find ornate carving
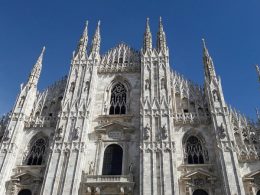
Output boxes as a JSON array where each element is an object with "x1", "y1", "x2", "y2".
[{"x1": 98, "y1": 43, "x2": 141, "y2": 73}]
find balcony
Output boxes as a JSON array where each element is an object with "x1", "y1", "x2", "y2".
[
  {"x1": 80, "y1": 173, "x2": 135, "y2": 194},
  {"x1": 25, "y1": 116, "x2": 58, "y2": 128},
  {"x1": 173, "y1": 112, "x2": 211, "y2": 125}
]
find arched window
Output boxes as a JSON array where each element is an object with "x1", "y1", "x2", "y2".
[
  {"x1": 102, "y1": 144, "x2": 123, "y2": 175},
  {"x1": 193, "y1": 189, "x2": 208, "y2": 195},
  {"x1": 185, "y1": 136, "x2": 208, "y2": 164},
  {"x1": 109, "y1": 83, "x2": 127, "y2": 115},
  {"x1": 26, "y1": 138, "x2": 47, "y2": 165},
  {"x1": 18, "y1": 189, "x2": 32, "y2": 195}
]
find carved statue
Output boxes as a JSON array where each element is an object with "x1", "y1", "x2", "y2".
[
  {"x1": 213, "y1": 90, "x2": 219, "y2": 102},
  {"x1": 144, "y1": 123, "x2": 151, "y2": 140},
  {"x1": 128, "y1": 162, "x2": 134, "y2": 174},
  {"x1": 161, "y1": 78, "x2": 165, "y2": 90},
  {"x1": 2, "y1": 129, "x2": 10, "y2": 141},
  {"x1": 145, "y1": 79, "x2": 150, "y2": 90},
  {"x1": 72, "y1": 127, "x2": 79, "y2": 140},
  {"x1": 69, "y1": 82, "x2": 75, "y2": 92},
  {"x1": 84, "y1": 81, "x2": 89, "y2": 92},
  {"x1": 161, "y1": 124, "x2": 168, "y2": 139},
  {"x1": 88, "y1": 161, "x2": 94, "y2": 175},
  {"x1": 19, "y1": 96, "x2": 25, "y2": 107},
  {"x1": 218, "y1": 123, "x2": 226, "y2": 139}
]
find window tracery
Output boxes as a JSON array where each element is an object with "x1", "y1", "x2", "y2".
[
  {"x1": 184, "y1": 136, "x2": 208, "y2": 164},
  {"x1": 26, "y1": 138, "x2": 47, "y2": 165},
  {"x1": 109, "y1": 83, "x2": 127, "y2": 115}
]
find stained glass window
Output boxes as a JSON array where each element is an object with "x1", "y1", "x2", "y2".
[
  {"x1": 26, "y1": 138, "x2": 46, "y2": 165},
  {"x1": 185, "y1": 136, "x2": 208, "y2": 164},
  {"x1": 109, "y1": 83, "x2": 127, "y2": 115}
]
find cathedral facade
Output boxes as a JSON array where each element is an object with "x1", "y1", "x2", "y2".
[{"x1": 0, "y1": 18, "x2": 260, "y2": 195}]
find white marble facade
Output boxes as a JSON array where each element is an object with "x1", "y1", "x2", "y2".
[{"x1": 0, "y1": 18, "x2": 260, "y2": 195}]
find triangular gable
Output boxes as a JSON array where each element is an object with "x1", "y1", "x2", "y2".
[
  {"x1": 181, "y1": 169, "x2": 216, "y2": 181},
  {"x1": 11, "y1": 170, "x2": 41, "y2": 181},
  {"x1": 243, "y1": 170, "x2": 260, "y2": 181},
  {"x1": 95, "y1": 122, "x2": 134, "y2": 132}
]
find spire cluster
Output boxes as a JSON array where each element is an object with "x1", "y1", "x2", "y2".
[
  {"x1": 74, "y1": 20, "x2": 101, "y2": 58},
  {"x1": 143, "y1": 17, "x2": 168, "y2": 53}
]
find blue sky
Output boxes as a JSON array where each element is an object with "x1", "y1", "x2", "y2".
[{"x1": 0, "y1": 0, "x2": 259, "y2": 119}]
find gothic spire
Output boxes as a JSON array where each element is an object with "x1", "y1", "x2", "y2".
[
  {"x1": 27, "y1": 47, "x2": 45, "y2": 87},
  {"x1": 202, "y1": 39, "x2": 216, "y2": 80},
  {"x1": 75, "y1": 21, "x2": 88, "y2": 56},
  {"x1": 256, "y1": 64, "x2": 260, "y2": 82},
  {"x1": 156, "y1": 17, "x2": 167, "y2": 53},
  {"x1": 143, "y1": 18, "x2": 152, "y2": 52},
  {"x1": 256, "y1": 107, "x2": 260, "y2": 122},
  {"x1": 90, "y1": 20, "x2": 101, "y2": 55}
]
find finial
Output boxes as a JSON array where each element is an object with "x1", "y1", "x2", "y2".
[
  {"x1": 256, "y1": 107, "x2": 260, "y2": 121},
  {"x1": 146, "y1": 17, "x2": 150, "y2": 27},
  {"x1": 256, "y1": 64, "x2": 260, "y2": 81},
  {"x1": 202, "y1": 38, "x2": 210, "y2": 56},
  {"x1": 144, "y1": 17, "x2": 152, "y2": 52},
  {"x1": 98, "y1": 20, "x2": 101, "y2": 26},
  {"x1": 37, "y1": 46, "x2": 46, "y2": 64},
  {"x1": 202, "y1": 38, "x2": 206, "y2": 48},
  {"x1": 159, "y1": 16, "x2": 163, "y2": 30},
  {"x1": 42, "y1": 46, "x2": 46, "y2": 54}
]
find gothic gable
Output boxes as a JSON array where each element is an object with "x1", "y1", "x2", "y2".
[{"x1": 98, "y1": 43, "x2": 141, "y2": 73}]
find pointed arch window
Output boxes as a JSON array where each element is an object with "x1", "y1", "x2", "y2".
[
  {"x1": 185, "y1": 136, "x2": 208, "y2": 164},
  {"x1": 193, "y1": 189, "x2": 208, "y2": 195},
  {"x1": 109, "y1": 83, "x2": 127, "y2": 115},
  {"x1": 18, "y1": 189, "x2": 32, "y2": 195},
  {"x1": 26, "y1": 138, "x2": 47, "y2": 165}
]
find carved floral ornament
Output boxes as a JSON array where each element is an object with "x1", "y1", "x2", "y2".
[{"x1": 140, "y1": 141, "x2": 175, "y2": 153}]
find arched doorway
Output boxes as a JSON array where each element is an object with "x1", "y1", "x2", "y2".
[
  {"x1": 257, "y1": 190, "x2": 260, "y2": 195},
  {"x1": 18, "y1": 189, "x2": 32, "y2": 195},
  {"x1": 102, "y1": 144, "x2": 123, "y2": 175},
  {"x1": 193, "y1": 189, "x2": 208, "y2": 195}
]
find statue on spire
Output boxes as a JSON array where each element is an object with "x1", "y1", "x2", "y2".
[
  {"x1": 90, "y1": 21, "x2": 101, "y2": 55},
  {"x1": 27, "y1": 47, "x2": 45, "y2": 87},
  {"x1": 256, "y1": 64, "x2": 260, "y2": 82},
  {"x1": 75, "y1": 21, "x2": 88, "y2": 56},
  {"x1": 156, "y1": 17, "x2": 167, "y2": 53},
  {"x1": 202, "y1": 39, "x2": 217, "y2": 81},
  {"x1": 143, "y1": 18, "x2": 152, "y2": 52}
]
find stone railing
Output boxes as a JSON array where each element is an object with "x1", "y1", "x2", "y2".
[
  {"x1": 80, "y1": 173, "x2": 135, "y2": 194},
  {"x1": 173, "y1": 112, "x2": 211, "y2": 125},
  {"x1": 82, "y1": 174, "x2": 133, "y2": 183},
  {"x1": 25, "y1": 116, "x2": 58, "y2": 128}
]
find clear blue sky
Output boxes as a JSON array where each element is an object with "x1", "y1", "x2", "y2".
[{"x1": 0, "y1": 0, "x2": 259, "y2": 119}]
